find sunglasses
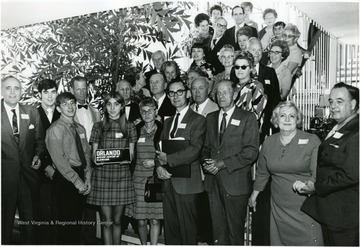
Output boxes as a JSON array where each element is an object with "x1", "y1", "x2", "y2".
[{"x1": 234, "y1": 65, "x2": 250, "y2": 70}]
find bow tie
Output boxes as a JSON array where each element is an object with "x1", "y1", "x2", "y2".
[{"x1": 78, "y1": 104, "x2": 88, "y2": 109}]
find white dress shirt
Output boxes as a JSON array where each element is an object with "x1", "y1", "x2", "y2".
[
  {"x1": 4, "y1": 102, "x2": 20, "y2": 132},
  {"x1": 218, "y1": 105, "x2": 236, "y2": 131},
  {"x1": 169, "y1": 105, "x2": 189, "y2": 139}
]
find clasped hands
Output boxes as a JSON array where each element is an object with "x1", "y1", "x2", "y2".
[
  {"x1": 292, "y1": 180, "x2": 316, "y2": 196},
  {"x1": 155, "y1": 151, "x2": 172, "y2": 180},
  {"x1": 78, "y1": 179, "x2": 91, "y2": 195},
  {"x1": 202, "y1": 158, "x2": 225, "y2": 175}
]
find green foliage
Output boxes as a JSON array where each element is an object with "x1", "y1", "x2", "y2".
[{"x1": 1, "y1": 2, "x2": 195, "y2": 104}]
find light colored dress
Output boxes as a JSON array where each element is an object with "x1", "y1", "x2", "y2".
[{"x1": 254, "y1": 130, "x2": 324, "y2": 246}]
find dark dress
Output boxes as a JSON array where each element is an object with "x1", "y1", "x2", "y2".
[
  {"x1": 254, "y1": 130, "x2": 324, "y2": 245},
  {"x1": 87, "y1": 116, "x2": 137, "y2": 206},
  {"x1": 133, "y1": 126, "x2": 163, "y2": 220}
]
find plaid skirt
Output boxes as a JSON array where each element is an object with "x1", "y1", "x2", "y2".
[{"x1": 87, "y1": 163, "x2": 135, "y2": 206}]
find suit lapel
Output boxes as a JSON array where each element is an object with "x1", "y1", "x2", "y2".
[
  {"x1": 1, "y1": 101, "x2": 14, "y2": 137},
  {"x1": 19, "y1": 104, "x2": 29, "y2": 149},
  {"x1": 220, "y1": 108, "x2": 240, "y2": 148},
  {"x1": 175, "y1": 108, "x2": 192, "y2": 137}
]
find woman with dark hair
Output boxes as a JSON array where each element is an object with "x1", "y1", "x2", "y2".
[
  {"x1": 193, "y1": 13, "x2": 213, "y2": 44},
  {"x1": 188, "y1": 42, "x2": 215, "y2": 81},
  {"x1": 268, "y1": 39, "x2": 292, "y2": 100},
  {"x1": 230, "y1": 51, "x2": 267, "y2": 125},
  {"x1": 249, "y1": 101, "x2": 323, "y2": 246},
  {"x1": 87, "y1": 91, "x2": 137, "y2": 245},
  {"x1": 132, "y1": 97, "x2": 163, "y2": 245},
  {"x1": 160, "y1": 60, "x2": 181, "y2": 83}
]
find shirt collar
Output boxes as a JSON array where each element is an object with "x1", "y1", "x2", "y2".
[
  {"x1": 220, "y1": 105, "x2": 235, "y2": 116},
  {"x1": 3, "y1": 101, "x2": 19, "y2": 112},
  {"x1": 177, "y1": 105, "x2": 189, "y2": 116}
]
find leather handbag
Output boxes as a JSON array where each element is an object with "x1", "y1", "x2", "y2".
[{"x1": 144, "y1": 173, "x2": 163, "y2": 203}]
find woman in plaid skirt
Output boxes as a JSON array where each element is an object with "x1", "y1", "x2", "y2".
[{"x1": 87, "y1": 91, "x2": 137, "y2": 245}]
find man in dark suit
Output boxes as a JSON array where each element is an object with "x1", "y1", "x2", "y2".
[
  {"x1": 156, "y1": 79, "x2": 206, "y2": 245},
  {"x1": 201, "y1": 79, "x2": 259, "y2": 245},
  {"x1": 1, "y1": 76, "x2": 45, "y2": 244},
  {"x1": 117, "y1": 79, "x2": 142, "y2": 126},
  {"x1": 224, "y1": 5, "x2": 257, "y2": 49},
  {"x1": 246, "y1": 37, "x2": 280, "y2": 246},
  {"x1": 300, "y1": 82, "x2": 359, "y2": 246},
  {"x1": 144, "y1": 50, "x2": 166, "y2": 90},
  {"x1": 206, "y1": 16, "x2": 229, "y2": 75},
  {"x1": 36, "y1": 79, "x2": 61, "y2": 244},
  {"x1": 69, "y1": 75, "x2": 100, "y2": 244},
  {"x1": 149, "y1": 73, "x2": 176, "y2": 121}
]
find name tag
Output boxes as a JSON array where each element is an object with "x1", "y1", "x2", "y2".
[
  {"x1": 231, "y1": 119, "x2": 240, "y2": 126},
  {"x1": 138, "y1": 137, "x2": 146, "y2": 143},
  {"x1": 265, "y1": 80, "x2": 271, "y2": 85},
  {"x1": 298, "y1": 139, "x2": 309, "y2": 144},
  {"x1": 115, "y1": 133, "x2": 123, "y2": 138},
  {"x1": 79, "y1": 133, "x2": 85, "y2": 139},
  {"x1": 21, "y1": 114, "x2": 29, "y2": 119},
  {"x1": 178, "y1": 123, "x2": 187, "y2": 129},
  {"x1": 333, "y1": 132, "x2": 343, "y2": 139}
]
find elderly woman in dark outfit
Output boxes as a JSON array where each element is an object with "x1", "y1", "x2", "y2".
[
  {"x1": 188, "y1": 43, "x2": 215, "y2": 82},
  {"x1": 249, "y1": 101, "x2": 324, "y2": 246}
]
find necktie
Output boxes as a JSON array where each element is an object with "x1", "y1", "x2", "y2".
[
  {"x1": 325, "y1": 125, "x2": 338, "y2": 140},
  {"x1": 71, "y1": 124, "x2": 87, "y2": 179},
  {"x1": 219, "y1": 112, "x2": 227, "y2": 144},
  {"x1": 46, "y1": 108, "x2": 53, "y2": 123},
  {"x1": 170, "y1": 113, "x2": 180, "y2": 138},
  {"x1": 78, "y1": 104, "x2": 88, "y2": 109},
  {"x1": 11, "y1": 109, "x2": 19, "y2": 145},
  {"x1": 196, "y1": 104, "x2": 199, "y2": 112},
  {"x1": 212, "y1": 39, "x2": 217, "y2": 49}
]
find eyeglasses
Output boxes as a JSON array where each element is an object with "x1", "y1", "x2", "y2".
[
  {"x1": 282, "y1": 34, "x2": 296, "y2": 39},
  {"x1": 221, "y1": 55, "x2": 234, "y2": 59},
  {"x1": 269, "y1": 50, "x2": 282, "y2": 55},
  {"x1": 140, "y1": 108, "x2": 156, "y2": 115},
  {"x1": 168, "y1": 89, "x2": 186, "y2": 97},
  {"x1": 216, "y1": 23, "x2": 227, "y2": 29},
  {"x1": 234, "y1": 65, "x2": 250, "y2": 70}
]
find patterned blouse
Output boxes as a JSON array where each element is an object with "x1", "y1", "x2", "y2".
[{"x1": 235, "y1": 79, "x2": 268, "y2": 129}]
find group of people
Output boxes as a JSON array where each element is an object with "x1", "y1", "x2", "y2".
[{"x1": 1, "y1": 2, "x2": 359, "y2": 246}]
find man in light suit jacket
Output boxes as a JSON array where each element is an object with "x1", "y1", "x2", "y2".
[
  {"x1": 36, "y1": 79, "x2": 61, "y2": 244},
  {"x1": 1, "y1": 76, "x2": 45, "y2": 244},
  {"x1": 190, "y1": 77, "x2": 219, "y2": 117},
  {"x1": 190, "y1": 76, "x2": 219, "y2": 244},
  {"x1": 299, "y1": 83, "x2": 359, "y2": 246},
  {"x1": 156, "y1": 79, "x2": 206, "y2": 245},
  {"x1": 224, "y1": 6, "x2": 258, "y2": 49},
  {"x1": 69, "y1": 75, "x2": 100, "y2": 244},
  {"x1": 202, "y1": 80, "x2": 259, "y2": 245}
]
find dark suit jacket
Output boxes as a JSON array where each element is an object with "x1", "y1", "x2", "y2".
[
  {"x1": 202, "y1": 107, "x2": 259, "y2": 195},
  {"x1": 157, "y1": 96, "x2": 176, "y2": 121},
  {"x1": 37, "y1": 105, "x2": 61, "y2": 180},
  {"x1": 1, "y1": 100, "x2": 45, "y2": 195},
  {"x1": 121, "y1": 101, "x2": 141, "y2": 124},
  {"x1": 224, "y1": 24, "x2": 258, "y2": 49},
  {"x1": 205, "y1": 35, "x2": 229, "y2": 75},
  {"x1": 258, "y1": 63, "x2": 281, "y2": 142},
  {"x1": 160, "y1": 108, "x2": 205, "y2": 194},
  {"x1": 301, "y1": 115, "x2": 359, "y2": 229}
]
